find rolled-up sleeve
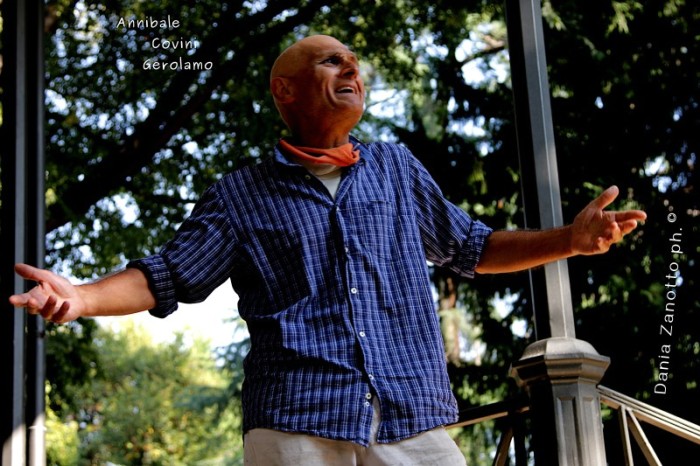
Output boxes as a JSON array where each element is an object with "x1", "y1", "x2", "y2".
[
  {"x1": 408, "y1": 152, "x2": 493, "y2": 278},
  {"x1": 448, "y1": 213, "x2": 493, "y2": 278},
  {"x1": 127, "y1": 254, "x2": 178, "y2": 318}
]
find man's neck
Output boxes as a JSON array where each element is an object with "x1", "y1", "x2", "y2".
[{"x1": 288, "y1": 127, "x2": 352, "y2": 149}]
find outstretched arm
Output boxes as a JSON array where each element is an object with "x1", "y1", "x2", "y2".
[
  {"x1": 475, "y1": 185, "x2": 647, "y2": 274},
  {"x1": 8, "y1": 264, "x2": 156, "y2": 324}
]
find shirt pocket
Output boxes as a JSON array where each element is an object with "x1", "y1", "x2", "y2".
[
  {"x1": 345, "y1": 199, "x2": 396, "y2": 261},
  {"x1": 246, "y1": 227, "x2": 312, "y2": 308}
]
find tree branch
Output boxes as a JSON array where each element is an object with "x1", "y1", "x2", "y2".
[{"x1": 47, "y1": 0, "x2": 327, "y2": 232}]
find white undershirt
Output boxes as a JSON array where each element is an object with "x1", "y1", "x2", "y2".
[{"x1": 294, "y1": 158, "x2": 344, "y2": 199}]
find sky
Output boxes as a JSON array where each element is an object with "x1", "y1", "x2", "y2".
[{"x1": 97, "y1": 281, "x2": 242, "y2": 351}]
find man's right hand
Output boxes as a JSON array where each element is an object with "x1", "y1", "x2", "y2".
[{"x1": 9, "y1": 263, "x2": 87, "y2": 323}]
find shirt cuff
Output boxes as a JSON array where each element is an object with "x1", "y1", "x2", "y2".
[
  {"x1": 456, "y1": 220, "x2": 494, "y2": 278},
  {"x1": 127, "y1": 255, "x2": 179, "y2": 318}
]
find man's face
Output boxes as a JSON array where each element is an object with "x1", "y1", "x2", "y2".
[
  {"x1": 295, "y1": 36, "x2": 365, "y2": 116},
  {"x1": 272, "y1": 36, "x2": 366, "y2": 134}
]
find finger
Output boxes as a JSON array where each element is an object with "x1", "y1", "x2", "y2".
[
  {"x1": 22, "y1": 296, "x2": 44, "y2": 315},
  {"x1": 39, "y1": 295, "x2": 58, "y2": 320},
  {"x1": 612, "y1": 209, "x2": 647, "y2": 222},
  {"x1": 8, "y1": 294, "x2": 29, "y2": 308},
  {"x1": 618, "y1": 219, "x2": 640, "y2": 235},
  {"x1": 14, "y1": 263, "x2": 50, "y2": 283},
  {"x1": 51, "y1": 300, "x2": 71, "y2": 323},
  {"x1": 589, "y1": 185, "x2": 620, "y2": 211}
]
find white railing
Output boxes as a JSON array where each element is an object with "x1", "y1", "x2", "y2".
[
  {"x1": 447, "y1": 386, "x2": 700, "y2": 466},
  {"x1": 599, "y1": 385, "x2": 700, "y2": 465}
]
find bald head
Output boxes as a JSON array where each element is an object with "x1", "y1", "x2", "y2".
[
  {"x1": 270, "y1": 35, "x2": 351, "y2": 81},
  {"x1": 269, "y1": 35, "x2": 365, "y2": 145}
]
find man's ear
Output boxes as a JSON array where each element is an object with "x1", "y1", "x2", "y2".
[{"x1": 271, "y1": 77, "x2": 295, "y2": 104}]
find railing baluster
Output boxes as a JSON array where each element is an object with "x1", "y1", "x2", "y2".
[
  {"x1": 618, "y1": 405, "x2": 635, "y2": 466},
  {"x1": 627, "y1": 412, "x2": 663, "y2": 466},
  {"x1": 512, "y1": 410, "x2": 528, "y2": 466},
  {"x1": 493, "y1": 425, "x2": 514, "y2": 466}
]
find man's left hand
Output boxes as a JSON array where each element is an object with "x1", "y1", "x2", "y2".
[{"x1": 570, "y1": 185, "x2": 647, "y2": 255}]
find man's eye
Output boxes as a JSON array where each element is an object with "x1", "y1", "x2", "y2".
[{"x1": 322, "y1": 56, "x2": 341, "y2": 65}]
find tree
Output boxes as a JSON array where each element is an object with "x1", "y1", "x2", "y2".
[
  {"x1": 60, "y1": 321, "x2": 242, "y2": 466},
  {"x1": 542, "y1": 1, "x2": 699, "y2": 461},
  {"x1": 9, "y1": 0, "x2": 697, "y2": 462}
]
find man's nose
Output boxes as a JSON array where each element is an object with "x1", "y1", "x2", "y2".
[{"x1": 341, "y1": 62, "x2": 359, "y2": 78}]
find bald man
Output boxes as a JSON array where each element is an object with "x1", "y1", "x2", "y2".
[{"x1": 10, "y1": 35, "x2": 646, "y2": 465}]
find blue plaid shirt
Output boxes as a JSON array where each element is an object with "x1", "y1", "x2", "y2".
[{"x1": 129, "y1": 138, "x2": 493, "y2": 445}]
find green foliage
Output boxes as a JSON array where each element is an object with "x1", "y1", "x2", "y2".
[
  {"x1": 36, "y1": 0, "x2": 699, "y2": 463},
  {"x1": 45, "y1": 394, "x2": 81, "y2": 466},
  {"x1": 45, "y1": 318, "x2": 102, "y2": 415},
  {"x1": 61, "y1": 322, "x2": 242, "y2": 465}
]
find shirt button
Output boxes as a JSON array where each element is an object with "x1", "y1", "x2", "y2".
[
  {"x1": 368, "y1": 374, "x2": 375, "y2": 380},
  {"x1": 359, "y1": 331, "x2": 366, "y2": 338},
  {"x1": 304, "y1": 174, "x2": 312, "y2": 180},
  {"x1": 365, "y1": 393, "x2": 372, "y2": 400},
  {"x1": 345, "y1": 246, "x2": 350, "y2": 253},
  {"x1": 350, "y1": 287, "x2": 358, "y2": 294}
]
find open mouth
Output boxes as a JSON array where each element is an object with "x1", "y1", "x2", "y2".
[{"x1": 336, "y1": 86, "x2": 355, "y2": 94}]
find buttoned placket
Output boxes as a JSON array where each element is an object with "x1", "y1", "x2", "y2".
[
  {"x1": 332, "y1": 161, "x2": 381, "y2": 439},
  {"x1": 289, "y1": 156, "x2": 379, "y2": 434}
]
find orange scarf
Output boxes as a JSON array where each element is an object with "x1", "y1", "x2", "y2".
[{"x1": 279, "y1": 139, "x2": 360, "y2": 167}]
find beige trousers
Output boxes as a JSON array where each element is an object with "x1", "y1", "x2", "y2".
[{"x1": 243, "y1": 403, "x2": 467, "y2": 466}]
